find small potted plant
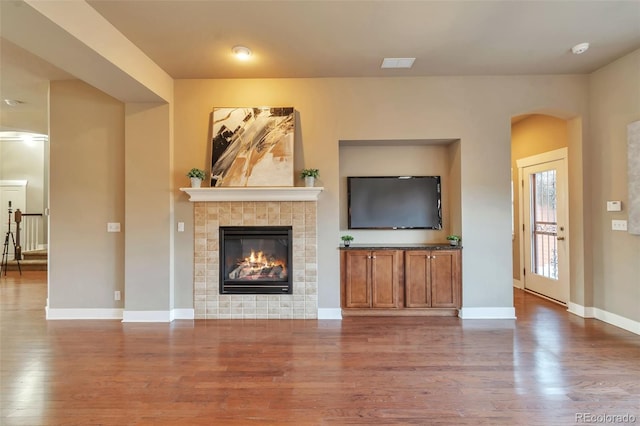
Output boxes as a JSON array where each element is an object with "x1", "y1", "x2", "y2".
[
  {"x1": 300, "y1": 168, "x2": 319, "y2": 187},
  {"x1": 341, "y1": 235, "x2": 354, "y2": 247},
  {"x1": 446, "y1": 235, "x2": 461, "y2": 246},
  {"x1": 187, "y1": 168, "x2": 206, "y2": 188}
]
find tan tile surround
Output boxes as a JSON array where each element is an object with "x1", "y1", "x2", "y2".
[{"x1": 193, "y1": 201, "x2": 317, "y2": 319}]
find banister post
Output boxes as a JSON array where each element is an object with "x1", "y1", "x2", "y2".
[{"x1": 14, "y1": 209, "x2": 22, "y2": 260}]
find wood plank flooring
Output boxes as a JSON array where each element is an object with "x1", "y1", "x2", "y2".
[{"x1": 1, "y1": 272, "x2": 639, "y2": 425}]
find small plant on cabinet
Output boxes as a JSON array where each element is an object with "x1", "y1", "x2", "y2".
[
  {"x1": 341, "y1": 235, "x2": 354, "y2": 247},
  {"x1": 446, "y1": 235, "x2": 461, "y2": 246}
]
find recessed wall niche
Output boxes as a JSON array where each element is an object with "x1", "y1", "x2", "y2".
[{"x1": 338, "y1": 139, "x2": 461, "y2": 245}]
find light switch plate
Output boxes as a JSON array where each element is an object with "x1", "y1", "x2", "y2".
[
  {"x1": 107, "y1": 222, "x2": 121, "y2": 232},
  {"x1": 607, "y1": 201, "x2": 622, "y2": 212},
  {"x1": 612, "y1": 219, "x2": 627, "y2": 231}
]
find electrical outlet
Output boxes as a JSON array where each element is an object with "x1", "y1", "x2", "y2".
[
  {"x1": 114, "y1": 290, "x2": 121, "y2": 301},
  {"x1": 107, "y1": 222, "x2": 121, "y2": 232},
  {"x1": 612, "y1": 219, "x2": 627, "y2": 231}
]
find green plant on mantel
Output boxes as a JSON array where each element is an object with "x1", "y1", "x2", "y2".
[
  {"x1": 300, "y1": 168, "x2": 320, "y2": 178},
  {"x1": 187, "y1": 168, "x2": 206, "y2": 180}
]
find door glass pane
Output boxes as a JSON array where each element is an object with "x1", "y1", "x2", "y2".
[{"x1": 531, "y1": 170, "x2": 558, "y2": 280}]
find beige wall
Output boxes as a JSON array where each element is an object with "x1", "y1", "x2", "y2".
[
  {"x1": 588, "y1": 49, "x2": 640, "y2": 322},
  {"x1": 173, "y1": 76, "x2": 590, "y2": 312},
  {"x1": 49, "y1": 80, "x2": 125, "y2": 309},
  {"x1": 338, "y1": 142, "x2": 458, "y2": 242},
  {"x1": 511, "y1": 115, "x2": 569, "y2": 280},
  {"x1": 48, "y1": 83, "x2": 175, "y2": 316},
  {"x1": 124, "y1": 103, "x2": 174, "y2": 314},
  {"x1": 5, "y1": 0, "x2": 637, "y2": 330},
  {"x1": 44, "y1": 54, "x2": 639, "y2": 326}
]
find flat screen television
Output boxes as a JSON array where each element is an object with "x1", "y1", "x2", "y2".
[{"x1": 348, "y1": 176, "x2": 442, "y2": 230}]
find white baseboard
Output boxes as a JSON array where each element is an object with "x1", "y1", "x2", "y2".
[
  {"x1": 46, "y1": 308, "x2": 194, "y2": 322},
  {"x1": 568, "y1": 303, "x2": 639, "y2": 335},
  {"x1": 46, "y1": 308, "x2": 123, "y2": 320},
  {"x1": 122, "y1": 310, "x2": 173, "y2": 322},
  {"x1": 173, "y1": 309, "x2": 195, "y2": 320},
  {"x1": 458, "y1": 307, "x2": 517, "y2": 319},
  {"x1": 567, "y1": 302, "x2": 595, "y2": 318},
  {"x1": 593, "y1": 308, "x2": 640, "y2": 334},
  {"x1": 513, "y1": 279, "x2": 523, "y2": 289},
  {"x1": 318, "y1": 308, "x2": 342, "y2": 319}
]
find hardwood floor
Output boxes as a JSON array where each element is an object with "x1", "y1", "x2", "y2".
[{"x1": 1, "y1": 272, "x2": 639, "y2": 425}]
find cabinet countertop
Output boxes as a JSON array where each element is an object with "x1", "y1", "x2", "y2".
[{"x1": 339, "y1": 244, "x2": 462, "y2": 251}]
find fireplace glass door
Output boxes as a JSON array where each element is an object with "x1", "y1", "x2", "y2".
[{"x1": 219, "y1": 226, "x2": 292, "y2": 294}]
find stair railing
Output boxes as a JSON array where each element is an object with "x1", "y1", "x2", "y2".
[{"x1": 19, "y1": 212, "x2": 44, "y2": 254}]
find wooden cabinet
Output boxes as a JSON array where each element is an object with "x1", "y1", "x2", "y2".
[
  {"x1": 341, "y1": 247, "x2": 461, "y2": 316},
  {"x1": 341, "y1": 250, "x2": 400, "y2": 309},
  {"x1": 405, "y1": 250, "x2": 460, "y2": 308}
]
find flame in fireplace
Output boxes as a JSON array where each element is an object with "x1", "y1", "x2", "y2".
[
  {"x1": 228, "y1": 249, "x2": 287, "y2": 280},
  {"x1": 248, "y1": 250, "x2": 266, "y2": 265}
]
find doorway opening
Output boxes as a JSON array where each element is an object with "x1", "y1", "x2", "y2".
[
  {"x1": 511, "y1": 114, "x2": 580, "y2": 306},
  {"x1": 0, "y1": 132, "x2": 49, "y2": 276}
]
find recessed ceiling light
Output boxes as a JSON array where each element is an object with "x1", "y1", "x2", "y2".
[
  {"x1": 381, "y1": 58, "x2": 416, "y2": 69},
  {"x1": 3, "y1": 99, "x2": 24, "y2": 107},
  {"x1": 571, "y1": 42, "x2": 590, "y2": 55},
  {"x1": 232, "y1": 45, "x2": 252, "y2": 60}
]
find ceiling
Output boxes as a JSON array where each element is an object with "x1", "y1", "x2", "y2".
[
  {"x1": 1, "y1": 0, "x2": 640, "y2": 134},
  {"x1": 87, "y1": 0, "x2": 640, "y2": 79}
]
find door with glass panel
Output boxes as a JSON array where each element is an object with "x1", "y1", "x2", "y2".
[{"x1": 522, "y1": 159, "x2": 569, "y2": 303}]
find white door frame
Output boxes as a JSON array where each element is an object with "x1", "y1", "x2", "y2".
[{"x1": 516, "y1": 148, "x2": 570, "y2": 304}]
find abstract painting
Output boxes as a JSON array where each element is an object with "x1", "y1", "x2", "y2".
[{"x1": 210, "y1": 107, "x2": 295, "y2": 187}]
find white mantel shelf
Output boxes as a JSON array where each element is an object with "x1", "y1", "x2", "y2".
[{"x1": 179, "y1": 186, "x2": 324, "y2": 202}]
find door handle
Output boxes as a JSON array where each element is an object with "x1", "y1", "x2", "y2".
[{"x1": 557, "y1": 237, "x2": 565, "y2": 241}]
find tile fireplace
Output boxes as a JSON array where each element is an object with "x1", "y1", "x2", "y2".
[{"x1": 190, "y1": 195, "x2": 319, "y2": 319}]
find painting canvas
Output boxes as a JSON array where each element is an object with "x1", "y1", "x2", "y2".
[{"x1": 210, "y1": 107, "x2": 295, "y2": 187}]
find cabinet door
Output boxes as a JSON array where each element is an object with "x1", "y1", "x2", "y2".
[
  {"x1": 371, "y1": 251, "x2": 400, "y2": 308},
  {"x1": 344, "y1": 251, "x2": 371, "y2": 308},
  {"x1": 404, "y1": 251, "x2": 431, "y2": 308},
  {"x1": 430, "y1": 250, "x2": 460, "y2": 308}
]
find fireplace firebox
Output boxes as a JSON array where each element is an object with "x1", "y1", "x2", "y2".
[{"x1": 219, "y1": 226, "x2": 293, "y2": 294}]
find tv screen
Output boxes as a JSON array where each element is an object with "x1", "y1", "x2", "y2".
[{"x1": 348, "y1": 176, "x2": 442, "y2": 230}]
